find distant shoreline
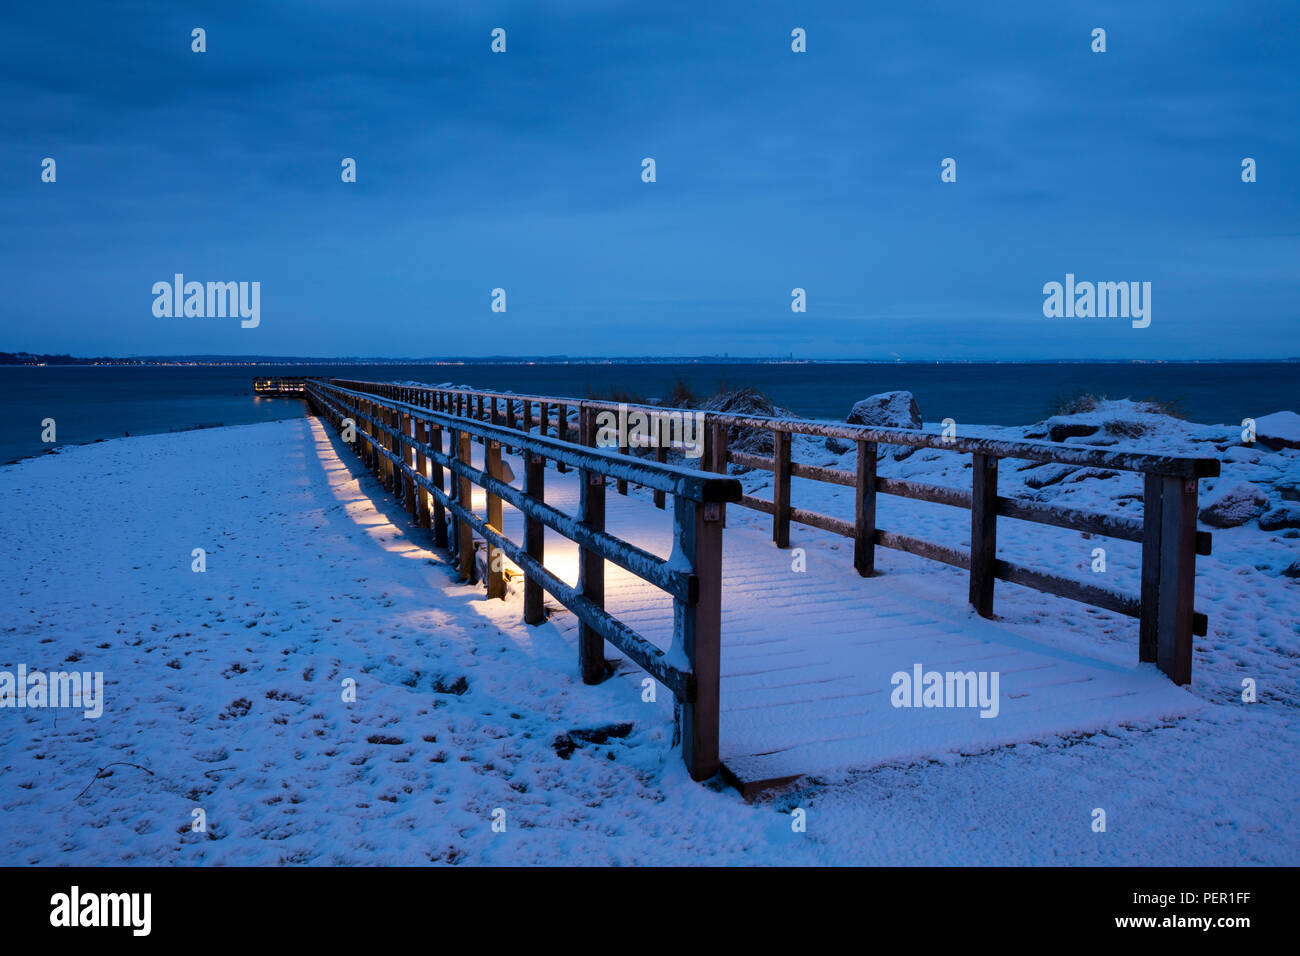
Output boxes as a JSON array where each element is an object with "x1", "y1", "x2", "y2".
[
  {"x1": 4, "y1": 356, "x2": 1299, "y2": 367},
  {"x1": 4, "y1": 361, "x2": 1294, "y2": 463}
]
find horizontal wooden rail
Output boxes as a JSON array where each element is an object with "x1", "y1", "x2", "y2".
[
  {"x1": 782, "y1": 499, "x2": 1210, "y2": 637},
  {"x1": 713, "y1": 412, "x2": 1220, "y2": 479},
  {"x1": 341, "y1": 381, "x2": 1219, "y2": 478},
  {"x1": 734, "y1": 458, "x2": 1212, "y2": 554}
]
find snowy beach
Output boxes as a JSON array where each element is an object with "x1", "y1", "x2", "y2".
[{"x1": 1, "y1": 400, "x2": 1297, "y2": 866}]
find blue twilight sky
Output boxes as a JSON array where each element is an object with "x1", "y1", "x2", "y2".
[{"x1": 1, "y1": 0, "x2": 1296, "y2": 360}]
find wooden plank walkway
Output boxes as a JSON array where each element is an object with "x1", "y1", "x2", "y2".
[{"x1": 472, "y1": 445, "x2": 1196, "y2": 795}]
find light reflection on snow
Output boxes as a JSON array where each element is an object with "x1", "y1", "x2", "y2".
[{"x1": 308, "y1": 419, "x2": 585, "y2": 591}]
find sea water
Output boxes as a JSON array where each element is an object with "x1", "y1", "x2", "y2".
[{"x1": 2, "y1": 362, "x2": 1295, "y2": 465}]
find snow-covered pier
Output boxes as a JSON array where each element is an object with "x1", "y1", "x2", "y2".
[
  {"x1": 253, "y1": 376, "x2": 306, "y2": 397},
  {"x1": 298, "y1": 379, "x2": 1221, "y2": 794}
]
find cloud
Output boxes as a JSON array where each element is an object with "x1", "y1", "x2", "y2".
[{"x1": 0, "y1": 0, "x2": 1296, "y2": 358}]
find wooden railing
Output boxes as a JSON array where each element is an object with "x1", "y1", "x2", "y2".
[
  {"x1": 328, "y1": 379, "x2": 1219, "y2": 687},
  {"x1": 304, "y1": 379, "x2": 741, "y2": 781}
]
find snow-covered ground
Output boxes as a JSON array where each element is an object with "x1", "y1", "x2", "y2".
[{"x1": 1, "y1": 400, "x2": 1296, "y2": 865}]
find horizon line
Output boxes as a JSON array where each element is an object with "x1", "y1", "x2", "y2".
[{"x1": 4, "y1": 352, "x2": 1299, "y2": 365}]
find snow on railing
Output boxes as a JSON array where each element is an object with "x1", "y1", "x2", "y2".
[{"x1": 325, "y1": 379, "x2": 1219, "y2": 688}]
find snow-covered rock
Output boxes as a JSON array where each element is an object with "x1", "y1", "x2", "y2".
[
  {"x1": 1040, "y1": 399, "x2": 1193, "y2": 448},
  {"x1": 1198, "y1": 482, "x2": 1270, "y2": 527},
  {"x1": 1255, "y1": 411, "x2": 1300, "y2": 451},
  {"x1": 1048, "y1": 422, "x2": 1100, "y2": 442},
  {"x1": 847, "y1": 390, "x2": 922, "y2": 429},
  {"x1": 1259, "y1": 505, "x2": 1300, "y2": 532},
  {"x1": 845, "y1": 391, "x2": 923, "y2": 460}
]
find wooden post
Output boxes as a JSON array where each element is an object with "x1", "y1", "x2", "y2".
[
  {"x1": 712, "y1": 426, "x2": 722, "y2": 530},
  {"x1": 702, "y1": 421, "x2": 712, "y2": 476},
  {"x1": 523, "y1": 452, "x2": 546, "y2": 625},
  {"x1": 676, "y1": 497, "x2": 724, "y2": 782},
  {"x1": 400, "y1": 410, "x2": 416, "y2": 515},
  {"x1": 361, "y1": 400, "x2": 371, "y2": 470},
  {"x1": 349, "y1": 396, "x2": 360, "y2": 465},
  {"x1": 506, "y1": 398, "x2": 517, "y2": 452},
  {"x1": 773, "y1": 429, "x2": 792, "y2": 548},
  {"x1": 578, "y1": 470, "x2": 606, "y2": 683},
  {"x1": 854, "y1": 440, "x2": 877, "y2": 576},
  {"x1": 381, "y1": 402, "x2": 393, "y2": 490},
  {"x1": 522, "y1": 400, "x2": 532, "y2": 439},
  {"x1": 348, "y1": 393, "x2": 359, "y2": 460},
  {"x1": 617, "y1": 418, "x2": 629, "y2": 494},
  {"x1": 710, "y1": 421, "x2": 728, "y2": 474},
  {"x1": 485, "y1": 440, "x2": 505, "y2": 599},
  {"x1": 357, "y1": 399, "x2": 369, "y2": 469},
  {"x1": 394, "y1": 405, "x2": 404, "y2": 499},
  {"x1": 364, "y1": 400, "x2": 376, "y2": 474},
  {"x1": 372, "y1": 401, "x2": 382, "y2": 479},
  {"x1": 556, "y1": 403, "x2": 568, "y2": 473},
  {"x1": 388, "y1": 405, "x2": 400, "y2": 494},
  {"x1": 969, "y1": 453, "x2": 998, "y2": 617},
  {"x1": 654, "y1": 442, "x2": 668, "y2": 510},
  {"x1": 1157, "y1": 476, "x2": 1197, "y2": 684},
  {"x1": 707, "y1": 424, "x2": 728, "y2": 530},
  {"x1": 414, "y1": 418, "x2": 430, "y2": 529},
  {"x1": 1139, "y1": 473, "x2": 1163, "y2": 664},
  {"x1": 430, "y1": 423, "x2": 448, "y2": 548},
  {"x1": 389, "y1": 404, "x2": 401, "y2": 497},
  {"x1": 377, "y1": 402, "x2": 390, "y2": 489},
  {"x1": 456, "y1": 431, "x2": 475, "y2": 582},
  {"x1": 376, "y1": 401, "x2": 387, "y2": 483}
]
